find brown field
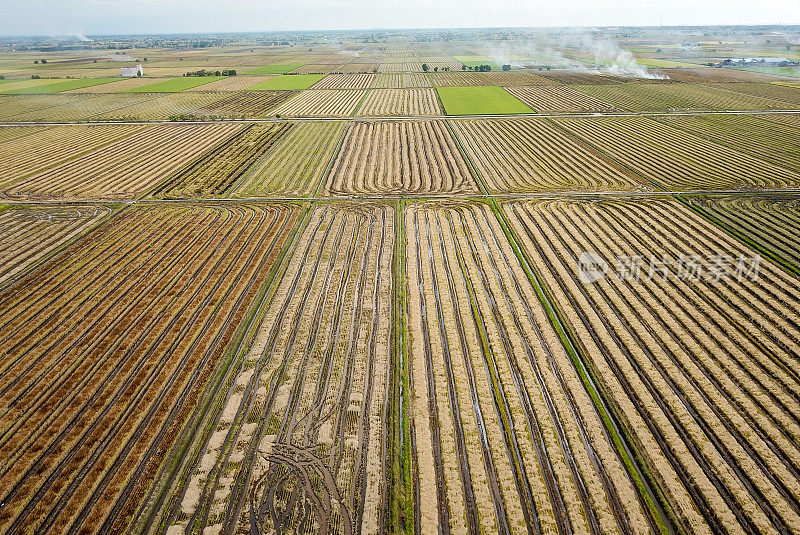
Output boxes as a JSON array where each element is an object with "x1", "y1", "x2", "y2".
[
  {"x1": 554, "y1": 115, "x2": 800, "y2": 190},
  {"x1": 654, "y1": 114, "x2": 800, "y2": 173},
  {"x1": 0, "y1": 203, "x2": 299, "y2": 533},
  {"x1": 312, "y1": 74, "x2": 375, "y2": 89},
  {"x1": 150, "y1": 123, "x2": 294, "y2": 198},
  {"x1": 154, "y1": 203, "x2": 393, "y2": 535},
  {"x1": 356, "y1": 88, "x2": 442, "y2": 116},
  {"x1": 451, "y1": 117, "x2": 643, "y2": 192},
  {"x1": 378, "y1": 62, "x2": 424, "y2": 73},
  {"x1": 270, "y1": 89, "x2": 367, "y2": 117},
  {"x1": 0, "y1": 125, "x2": 148, "y2": 189},
  {"x1": 428, "y1": 72, "x2": 491, "y2": 86},
  {"x1": 325, "y1": 120, "x2": 478, "y2": 195},
  {"x1": 2, "y1": 123, "x2": 242, "y2": 200},
  {"x1": 373, "y1": 73, "x2": 434, "y2": 88},
  {"x1": 504, "y1": 197, "x2": 800, "y2": 534},
  {"x1": 505, "y1": 86, "x2": 621, "y2": 113},
  {"x1": 0, "y1": 204, "x2": 112, "y2": 285},
  {"x1": 190, "y1": 90, "x2": 295, "y2": 117},
  {"x1": 483, "y1": 71, "x2": 559, "y2": 85}
]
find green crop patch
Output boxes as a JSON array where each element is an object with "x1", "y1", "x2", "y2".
[
  {"x1": 0, "y1": 78, "x2": 117, "y2": 94},
  {"x1": 245, "y1": 64, "x2": 304, "y2": 75},
  {"x1": 124, "y1": 76, "x2": 224, "y2": 93},
  {"x1": 436, "y1": 86, "x2": 533, "y2": 115},
  {"x1": 246, "y1": 74, "x2": 325, "y2": 90}
]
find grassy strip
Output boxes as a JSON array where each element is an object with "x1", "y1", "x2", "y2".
[
  {"x1": 387, "y1": 199, "x2": 414, "y2": 535},
  {"x1": 351, "y1": 87, "x2": 371, "y2": 116},
  {"x1": 676, "y1": 193, "x2": 800, "y2": 279},
  {"x1": 133, "y1": 203, "x2": 311, "y2": 533},
  {"x1": 124, "y1": 76, "x2": 224, "y2": 93}
]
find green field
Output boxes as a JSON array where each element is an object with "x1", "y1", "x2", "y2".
[
  {"x1": 0, "y1": 78, "x2": 117, "y2": 94},
  {"x1": 124, "y1": 76, "x2": 224, "y2": 92},
  {"x1": 634, "y1": 58, "x2": 700, "y2": 68},
  {"x1": 436, "y1": 86, "x2": 533, "y2": 115},
  {"x1": 245, "y1": 63, "x2": 304, "y2": 74},
  {"x1": 246, "y1": 74, "x2": 325, "y2": 90},
  {"x1": 734, "y1": 66, "x2": 800, "y2": 78}
]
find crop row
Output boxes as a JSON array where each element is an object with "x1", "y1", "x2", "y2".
[
  {"x1": 356, "y1": 89, "x2": 442, "y2": 116},
  {"x1": 325, "y1": 120, "x2": 478, "y2": 196},
  {"x1": 554, "y1": 115, "x2": 800, "y2": 190},
  {"x1": 271, "y1": 89, "x2": 367, "y2": 117},
  {"x1": 0, "y1": 124, "x2": 147, "y2": 189},
  {"x1": 684, "y1": 194, "x2": 800, "y2": 275},
  {"x1": 452, "y1": 117, "x2": 644, "y2": 193}
]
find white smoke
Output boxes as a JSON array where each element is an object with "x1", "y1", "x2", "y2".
[
  {"x1": 589, "y1": 39, "x2": 668, "y2": 79},
  {"x1": 477, "y1": 33, "x2": 667, "y2": 80},
  {"x1": 75, "y1": 33, "x2": 93, "y2": 42}
]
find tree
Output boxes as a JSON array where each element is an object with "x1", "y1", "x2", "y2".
[
  {"x1": 136, "y1": 71, "x2": 141, "y2": 77},
  {"x1": 461, "y1": 64, "x2": 467, "y2": 70},
  {"x1": 41, "y1": 59, "x2": 47, "y2": 64},
  {"x1": 433, "y1": 66, "x2": 438, "y2": 72},
  {"x1": 502, "y1": 64, "x2": 511, "y2": 71},
  {"x1": 422, "y1": 63, "x2": 429, "y2": 72},
  {"x1": 34, "y1": 60, "x2": 39, "y2": 64}
]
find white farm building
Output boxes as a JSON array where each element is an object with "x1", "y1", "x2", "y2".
[{"x1": 121, "y1": 64, "x2": 144, "y2": 77}]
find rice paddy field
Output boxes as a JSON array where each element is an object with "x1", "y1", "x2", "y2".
[{"x1": 2, "y1": 29, "x2": 800, "y2": 535}]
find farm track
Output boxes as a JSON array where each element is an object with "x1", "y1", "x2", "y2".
[
  {"x1": 504, "y1": 198, "x2": 800, "y2": 534},
  {"x1": 0, "y1": 203, "x2": 299, "y2": 533}
]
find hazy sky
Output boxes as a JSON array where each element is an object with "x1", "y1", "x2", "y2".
[{"x1": 1, "y1": 0, "x2": 799, "y2": 36}]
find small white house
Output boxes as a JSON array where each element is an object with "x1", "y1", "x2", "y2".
[{"x1": 121, "y1": 64, "x2": 144, "y2": 77}]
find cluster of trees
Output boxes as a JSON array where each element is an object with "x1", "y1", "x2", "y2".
[
  {"x1": 472, "y1": 64, "x2": 492, "y2": 72},
  {"x1": 184, "y1": 69, "x2": 237, "y2": 77},
  {"x1": 33, "y1": 59, "x2": 47, "y2": 64},
  {"x1": 421, "y1": 64, "x2": 451, "y2": 72}
]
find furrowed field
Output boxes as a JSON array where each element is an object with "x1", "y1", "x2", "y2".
[{"x1": 2, "y1": 33, "x2": 800, "y2": 535}]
